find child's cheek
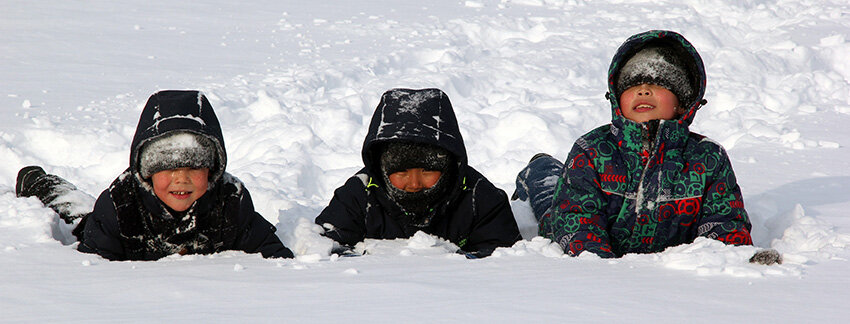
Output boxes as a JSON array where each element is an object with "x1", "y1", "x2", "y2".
[{"x1": 150, "y1": 173, "x2": 172, "y2": 196}]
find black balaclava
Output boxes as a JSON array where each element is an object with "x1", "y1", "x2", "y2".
[{"x1": 379, "y1": 141, "x2": 455, "y2": 225}]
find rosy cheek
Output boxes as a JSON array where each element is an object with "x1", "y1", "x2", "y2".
[
  {"x1": 388, "y1": 174, "x2": 407, "y2": 190},
  {"x1": 422, "y1": 172, "x2": 442, "y2": 188}
]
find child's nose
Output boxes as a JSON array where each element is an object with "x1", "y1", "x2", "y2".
[
  {"x1": 172, "y1": 169, "x2": 191, "y2": 183},
  {"x1": 406, "y1": 173, "x2": 423, "y2": 192},
  {"x1": 636, "y1": 84, "x2": 652, "y2": 96}
]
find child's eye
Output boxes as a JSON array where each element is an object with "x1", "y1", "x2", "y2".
[{"x1": 422, "y1": 170, "x2": 443, "y2": 177}]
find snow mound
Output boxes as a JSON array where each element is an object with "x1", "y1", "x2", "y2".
[
  {"x1": 650, "y1": 238, "x2": 798, "y2": 277},
  {"x1": 490, "y1": 236, "x2": 565, "y2": 258},
  {"x1": 771, "y1": 204, "x2": 850, "y2": 264},
  {"x1": 290, "y1": 217, "x2": 334, "y2": 261},
  {"x1": 0, "y1": 191, "x2": 74, "y2": 247},
  {"x1": 355, "y1": 231, "x2": 460, "y2": 257}
]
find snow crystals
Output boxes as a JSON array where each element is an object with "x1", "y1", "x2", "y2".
[{"x1": 387, "y1": 88, "x2": 442, "y2": 117}]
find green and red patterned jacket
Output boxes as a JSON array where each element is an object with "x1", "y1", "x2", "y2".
[{"x1": 539, "y1": 30, "x2": 752, "y2": 258}]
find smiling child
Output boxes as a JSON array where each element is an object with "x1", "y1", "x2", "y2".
[
  {"x1": 513, "y1": 30, "x2": 753, "y2": 258},
  {"x1": 17, "y1": 90, "x2": 294, "y2": 261}
]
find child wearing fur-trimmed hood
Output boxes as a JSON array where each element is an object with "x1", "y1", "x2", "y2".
[
  {"x1": 514, "y1": 30, "x2": 753, "y2": 258},
  {"x1": 17, "y1": 90, "x2": 294, "y2": 261}
]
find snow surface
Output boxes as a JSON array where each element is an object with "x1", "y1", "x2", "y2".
[{"x1": 2, "y1": 0, "x2": 850, "y2": 322}]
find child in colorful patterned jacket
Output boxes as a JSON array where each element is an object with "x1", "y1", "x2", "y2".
[{"x1": 514, "y1": 30, "x2": 758, "y2": 259}]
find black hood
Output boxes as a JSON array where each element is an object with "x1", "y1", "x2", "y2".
[
  {"x1": 362, "y1": 88, "x2": 467, "y2": 177},
  {"x1": 129, "y1": 90, "x2": 227, "y2": 183}
]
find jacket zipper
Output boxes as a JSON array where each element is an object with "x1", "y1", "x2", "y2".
[{"x1": 633, "y1": 120, "x2": 661, "y2": 215}]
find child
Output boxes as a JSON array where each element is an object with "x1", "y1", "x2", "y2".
[
  {"x1": 16, "y1": 90, "x2": 294, "y2": 261},
  {"x1": 514, "y1": 30, "x2": 752, "y2": 258},
  {"x1": 315, "y1": 88, "x2": 521, "y2": 258}
]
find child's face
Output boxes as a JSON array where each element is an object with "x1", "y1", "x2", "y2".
[
  {"x1": 151, "y1": 167, "x2": 210, "y2": 212},
  {"x1": 388, "y1": 168, "x2": 442, "y2": 192},
  {"x1": 619, "y1": 83, "x2": 681, "y2": 123}
]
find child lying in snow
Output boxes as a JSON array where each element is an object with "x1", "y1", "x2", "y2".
[
  {"x1": 17, "y1": 90, "x2": 294, "y2": 261},
  {"x1": 315, "y1": 88, "x2": 521, "y2": 258},
  {"x1": 514, "y1": 30, "x2": 753, "y2": 258}
]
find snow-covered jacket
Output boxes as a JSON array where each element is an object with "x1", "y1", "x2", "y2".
[
  {"x1": 75, "y1": 90, "x2": 294, "y2": 261},
  {"x1": 538, "y1": 31, "x2": 752, "y2": 258},
  {"x1": 315, "y1": 89, "x2": 521, "y2": 257}
]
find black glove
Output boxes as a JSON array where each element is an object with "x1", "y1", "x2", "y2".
[
  {"x1": 331, "y1": 244, "x2": 361, "y2": 257},
  {"x1": 749, "y1": 249, "x2": 782, "y2": 265}
]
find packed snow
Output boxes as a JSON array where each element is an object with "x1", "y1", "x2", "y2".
[{"x1": 2, "y1": 0, "x2": 849, "y2": 322}]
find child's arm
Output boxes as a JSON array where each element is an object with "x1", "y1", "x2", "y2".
[
  {"x1": 696, "y1": 145, "x2": 753, "y2": 245},
  {"x1": 232, "y1": 188, "x2": 294, "y2": 258},
  {"x1": 314, "y1": 175, "x2": 370, "y2": 247},
  {"x1": 458, "y1": 177, "x2": 521, "y2": 257},
  {"x1": 539, "y1": 144, "x2": 617, "y2": 258},
  {"x1": 76, "y1": 191, "x2": 128, "y2": 261}
]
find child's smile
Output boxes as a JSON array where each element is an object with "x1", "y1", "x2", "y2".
[
  {"x1": 151, "y1": 167, "x2": 210, "y2": 211},
  {"x1": 170, "y1": 191, "x2": 192, "y2": 199},
  {"x1": 619, "y1": 83, "x2": 681, "y2": 123},
  {"x1": 633, "y1": 102, "x2": 656, "y2": 112}
]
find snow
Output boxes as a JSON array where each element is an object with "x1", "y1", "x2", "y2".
[
  {"x1": 387, "y1": 88, "x2": 441, "y2": 116},
  {"x1": 2, "y1": 0, "x2": 850, "y2": 322},
  {"x1": 617, "y1": 46, "x2": 694, "y2": 102}
]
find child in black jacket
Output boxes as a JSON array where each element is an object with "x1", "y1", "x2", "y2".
[
  {"x1": 17, "y1": 90, "x2": 294, "y2": 261},
  {"x1": 314, "y1": 88, "x2": 521, "y2": 258}
]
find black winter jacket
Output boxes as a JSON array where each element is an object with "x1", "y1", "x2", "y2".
[
  {"x1": 314, "y1": 89, "x2": 520, "y2": 256},
  {"x1": 75, "y1": 90, "x2": 293, "y2": 260}
]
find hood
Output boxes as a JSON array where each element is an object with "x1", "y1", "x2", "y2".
[
  {"x1": 129, "y1": 90, "x2": 227, "y2": 183},
  {"x1": 362, "y1": 88, "x2": 467, "y2": 178},
  {"x1": 606, "y1": 30, "x2": 707, "y2": 127}
]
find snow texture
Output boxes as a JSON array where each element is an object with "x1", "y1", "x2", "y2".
[
  {"x1": 1, "y1": 0, "x2": 850, "y2": 322},
  {"x1": 389, "y1": 88, "x2": 442, "y2": 117}
]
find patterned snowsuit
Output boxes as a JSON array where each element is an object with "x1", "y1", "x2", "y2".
[{"x1": 538, "y1": 30, "x2": 753, "y2": 258}]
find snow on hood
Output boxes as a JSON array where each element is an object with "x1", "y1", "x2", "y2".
[
  {"x1": 607, "y1": 30, "x2": 707, "y2": 127},
  {"x1": 361, "y1": 88, "x2": 468, "y2": 176},
  {"x1": 129, "y1": 90, "x2": 227, "y2": 183}
]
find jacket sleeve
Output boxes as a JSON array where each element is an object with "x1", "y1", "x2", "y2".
[
  {"x1": 314, "y1": 175, "x2": 369, "y2": 247},
  {"x1": 232, "y1": 188, "x2": 294, "y2": 258},
  {"x1": 539, "y1": 143, "x2": 617, "y2": 258},
  {"x1": 696, "y1": 145, "x2": 753, "y2": 245},
  {"x1": 76, "y1": 190, "x2": 127, "y2": 261},
  {"x1": 461, "y1": 178, "x2": 521, "y2": 257}
]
